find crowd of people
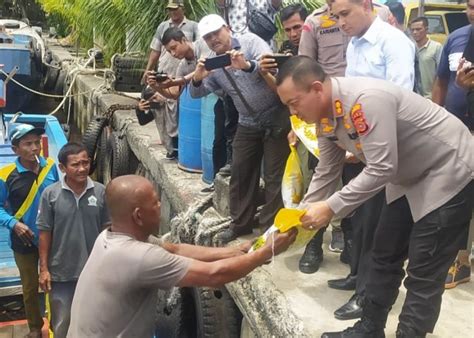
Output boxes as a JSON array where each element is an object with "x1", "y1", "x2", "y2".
[{"x1": 0, "y1": 0, "x2": 472, "y2": 337}]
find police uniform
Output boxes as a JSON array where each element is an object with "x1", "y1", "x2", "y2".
[
  {"x1": 304, "y1": 77, "x2": 474, "y2": 335},
  {"x1": 298, "y1": 4, "x2": 350, "y2": 77},
  {"x1": 298, "y1": 3, "x2": 390, "y2": 77}
]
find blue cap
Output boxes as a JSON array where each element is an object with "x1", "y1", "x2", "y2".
[{"x1": 9, "y1": 123, "x2": 45, "y2": 144}]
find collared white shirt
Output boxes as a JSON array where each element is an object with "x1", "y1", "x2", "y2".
[{"x1": 345, "y1": 17, "x2": 415, "y2": 90}]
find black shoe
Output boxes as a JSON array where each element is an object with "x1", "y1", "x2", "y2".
[
  {"x1": 299, "y1": 238, "x2": 323, "y2": 274},
  {"x1": 396, "y1": 325, "x2": 426, "y2": 338},
  {"x1": 328, "y1": 274, "x2": 357, "y2": 291},
  {"x1": 218, "y1": 164, "x2": 231, "y2": 177},
  {"x1": 199, "y1": 184, "x2": 215, "y2": 194},
  {"x1": 215, "y1": 227, "x2": 251, "y2": 245},
  {"x1": 340, "y1": 238, "x2": 352, "y2": 265},
  {"x1": 334, "y1": 294, "x2": 363, "y2": 320},
  {"x1": 321, "y1": 319, "x2": 385, "y2": 338},
  {"x1": 165, "y1": 150, "x2": 178, "y2": 160}
]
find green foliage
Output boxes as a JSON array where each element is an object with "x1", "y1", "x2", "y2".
[{"x1": 35, "y1": 0, "x2": 323, "y2": 59}]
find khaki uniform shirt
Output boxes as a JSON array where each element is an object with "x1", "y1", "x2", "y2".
[
  {"x1": 302, "y1": 77, "x2": 474, "y2": 222},
  {"x1": 298, "y1": 4, "x2": 391, "y2": 77}
]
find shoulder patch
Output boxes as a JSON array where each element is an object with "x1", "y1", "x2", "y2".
[
  {"x1": 302, "y1": 23, "x2": 312, "y2": 32},
  {"x1": 312, "y1": 6, "x2": 327, "y2": 16},
  {"x1": 350, "y1": 104, "x2": 370, "y2": 136}
]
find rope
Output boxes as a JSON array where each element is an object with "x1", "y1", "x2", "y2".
[{"x1": 167, "y1": 194, "x2": 234, "y2": 247}]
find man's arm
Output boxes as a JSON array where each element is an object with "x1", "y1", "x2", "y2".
[
  {"x1": 161, "y1": 241, "x2": 251, "y2": 262},
  {"x1": 37, "y1": 190, "x2": 55, "y2": 292},
  {"x1": 145, "y1": 49, "x2": 161, "y2": 73},
  {"x1": 384, "y1": 35, "x2": 415, "y2": 90},
  {"x1": 432, "y1": 77, "x2": 448, "y2": 105},
  {"x1": 298, "y1": 17, "x2": 318, "y2": 59},
  {"x1": 432, "y1": 42, "x2": 450, "y2": 105},
  {"x1": 39, "y1": 231, "x2": 52, "y2": 292},
  {"x1": 301, "y1": 136, "x2": 345, "y2": 206},
  {"x1": 178, "y1": 230, "x2": 296, "y2": 288},
  {"x1": 0, "y1": 179, "x2": 34, "y2": 245},
  {"x1": 0, "y1": 179, "x2": 16, "y2": 230}
]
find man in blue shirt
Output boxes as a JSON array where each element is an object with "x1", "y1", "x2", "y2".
[
  {"x1": 0, "y1": 124, "x2": 59, "y2": 338},
  {"x1": 432, "y1": 0, "x2": 474, "y2": 130}
]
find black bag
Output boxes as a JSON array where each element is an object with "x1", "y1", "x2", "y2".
[
  {"x1": 223, "y1": 0, "x2": 277, "y2": 41},
  {"x1": 135, "y1": 107, "x2": 154, "y2": 126},
  {"x1": 247, "y1": 6, "x2": 277, "y2": 41}
]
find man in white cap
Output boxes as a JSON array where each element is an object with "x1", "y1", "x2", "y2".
[{"x1": 190, "y1": 14, "x2": 290, "y2": 243}]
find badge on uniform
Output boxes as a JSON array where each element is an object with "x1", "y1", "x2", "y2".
[
  {"x1": 319, "y1": 118, "x2": 334, "y2": 134},
  {"x1": 88, "y1": 195, "x2": 98, "y2": 207},
  {"x1": 334, "y1": 100, "x2": 344, "y2": 117},
  {"x1": 350, "y1": 104, "x2": 370, "y2": 136},
  {"x1": 321, "y1": 15, "x2": 337, "y2": 28}
]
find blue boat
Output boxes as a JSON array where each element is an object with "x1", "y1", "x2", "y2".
[
  {"x1": 0, "y1": 113, "x2": 67, "y2": 296},
  {"x1": 0, "y1": 19, "x2": 45, "y2": 113}
]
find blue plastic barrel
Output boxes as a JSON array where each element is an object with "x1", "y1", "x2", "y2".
[
  {"x1": 201, "y1": 94, "x2": 217, "y2": 184},
  {"x1": 178, "y1": 86, "x2": 202, "y2": 172}
]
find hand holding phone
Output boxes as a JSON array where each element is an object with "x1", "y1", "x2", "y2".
[
  {"x1": 271, "y1": 54, "x2": 292, "y2": 68},
  {"x1": 204, "y1": 54, "x2": 232, "y2": 71}
]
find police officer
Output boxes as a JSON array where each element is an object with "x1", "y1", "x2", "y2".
[
  {"x1": 296, "y1": 0, "x2": 390, "y2": 276},
  {"x1": 276, "y1": 56, "x2": 474, "y2": 338}
]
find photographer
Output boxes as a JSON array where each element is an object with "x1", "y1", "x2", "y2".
[{"x1": 190, "y1": 14, "x2": 290, "y2": 243}]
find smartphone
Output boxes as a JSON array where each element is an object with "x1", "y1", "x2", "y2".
[
  {"x1": 272, "y1": 54, "x2": 292, "y2": 68},
  {"x1": 204, "y1": 54, "x2": 232, "y2": 71},
  {"x1": 142, "y1": 87, "x2": 161, "y2": 109}
]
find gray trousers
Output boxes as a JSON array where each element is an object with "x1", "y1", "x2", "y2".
[
  {"x1": 152, "y1": 100, "x2": 178, "y2": 153},
  {"x1": 50, "y1": 281, "x2": 77, "y2": 338}
]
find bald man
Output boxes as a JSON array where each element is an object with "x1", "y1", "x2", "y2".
[{"x1": 67, "y1": 175, "x2": 296, "y2": 338}]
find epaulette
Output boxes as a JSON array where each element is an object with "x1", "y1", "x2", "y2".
[{"x1": 311, "y1": 4, "x2": 328, "y2": 17}]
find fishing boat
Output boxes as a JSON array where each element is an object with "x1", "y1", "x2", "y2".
[{"x1": 0, "y1": 19, "x2": 45, "y2": 113}]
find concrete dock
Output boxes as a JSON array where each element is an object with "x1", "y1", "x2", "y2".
[{"x1": 44, "y1": 41, "x2": 474, "y2": 338}]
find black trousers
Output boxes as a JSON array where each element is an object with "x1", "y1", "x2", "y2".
[
  {"x1": 340, "y1": 162, "x2": 366, "y2": 277},
  {"x1": 353, "y1": 190, "x2": 385, "y2": 295},
  {"x1": 365, "y1": 181, "x2": 473, "y2": 334},
  {"x1": 213, "y1": 96, "x2": 239, "y2": 176},
  {"x1": 229, "y1": 124, "x2": 289, "y2": 233}
]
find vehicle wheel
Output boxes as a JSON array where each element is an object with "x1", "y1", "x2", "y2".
[
  {"x1": 155, "y1": 287, "x2": 194, "y2": 338},
  {"x1": 43, "y1": 61, "x2": 59, "y2": 91},
  {"x1": 82, "y1": 116, "x2": 108, "y2": 174},
  {"x1": 192, "y1": 287, "x2": 242, "y2": 338},
  {"x1": 103, "y1": 131, "x2": 130, "y2": 185},
  {"x1": 54, "y1": 69, "x2": 66, "y2": 96},
  {"x1": 95, "y1": 125, "x2": 111, "y2": 183}
]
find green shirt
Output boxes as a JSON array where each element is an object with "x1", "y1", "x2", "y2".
[{"x1": 417, "y1": 39, "x2": 443, "y2": 99}]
